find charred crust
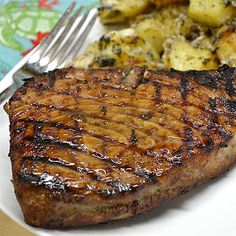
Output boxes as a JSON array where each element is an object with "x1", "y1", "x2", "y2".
[
  {"x1": 100, "y1": 188, "x2": 117, "y2": 197},
  {"x1": 92, "y1": 77, "x2": 110, "y2": 83},
  {"x1": 139, "y1": 112, "x2": 153, "y2": 120},
  {"x1": 179, "y1": 77, "x2": 190, "y2": 100},
  {"x1": 19, "y1": 172, "x2": 65, "y2": 191},
  {"x1": 184, "y1": 127, "x2": 194, "y2": 144},
  {"x1": 202, "y1": 130, "x2": 215, "y2": 153},
  {"x1": 219, "y1": 65, "x2": 235, "y2": 96},
  {"x1": 218, "y1": 129, "x2": 233, "y2": 142},
  {"x1": 34, "y1": 122, "x2": 43, "y2": 138},
  {"x1": 222, "y1": 99, "x2": 236, "y2": 113},
  {"x1": 155, "y1": 82, "x2": 162, "y2": 104},
  {"x1": 130, "y1": 129, "x2": 137, "y2": 146},
  {"x1": 173, "y1": 66, "x2": 236, "y2": 97},
  {"x1": 22, "y1": 155, "x2": 76, "y2": 169},
  {"x1": 219, "y1": 142, "x2": 229, "y2": 148},
  {"x1": 108, "y1": 181, "x2": 132, "y2": 192},
  {"x1": 188, "y1": 71, "x2": 218, "y2": 89},
  {"x1": 135, "y1": 170, "x2": 157, "y2": 184},
  {"x1": 48, "y1": 70, "x2": 56, "y2": 89},
  {"x1": 209, "y1": 98, "x2": 217, "y2": 110},
  {"x1": 100, "y1": 106, "x2": 107, "y2": 115},
  {"x1": 172, "y1": 149, "x2": 183, "y2": 166}
]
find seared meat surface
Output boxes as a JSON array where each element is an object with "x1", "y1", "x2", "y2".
[{"x1": 4, "y1": 65, "x2": 236, "y2": 228}]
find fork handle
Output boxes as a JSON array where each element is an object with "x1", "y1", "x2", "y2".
[
  {"x1": 0, "y1": 70, "x2": 32, "y2": 104},
  {"x1": 13, "y1": 68, "x2": 33, "y2": 87},
  {"x1": 0, "y1": 83, "x2": 17, "y2": 104}
]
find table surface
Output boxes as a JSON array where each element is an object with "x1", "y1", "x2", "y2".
[{"x1": 0, "y1": 210, "x2": 34, "y2": 236}]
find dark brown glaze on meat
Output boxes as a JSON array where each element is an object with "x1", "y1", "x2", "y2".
[{"x1": 4, "y1": 65, "x2": 236, "y2": 228}]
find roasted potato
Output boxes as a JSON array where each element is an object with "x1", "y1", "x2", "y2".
[
  {"x1": 71, "y1": 28, "x2": 160, "y2": 69},
  {"x1": 151, "y1": 0, "x2": 188, "y2": 7},
  {"x1": 134, "y1": 7, "x2": 184, "y2": 53},
  {"x1": 135, "y1": 17, "x2": 170, "y2": 53},
  {"x1": 163, "y1": 37, "x2": 218, "y2": 70},
  {"x1": 135, "y1": 6, "x2": 213, "y2": 53},
  {"x1": 188, "y1": 0, "x2": 236, "y2": 27},
  {"x1": 99, "y1": 0, "x2": 190, "y2": 24},
  {"x1": 215, "y1": 23, "x2": 236, "y2": 67},
  {"x1": 99, "y1": 0, "x2": 150, "y2": 24},
  {"x1": 72, "y1": 1, "x2": 236, "y2": 71}
]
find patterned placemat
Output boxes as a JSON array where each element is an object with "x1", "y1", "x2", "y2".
[{"x1": 0, "y1": 0, "x2": 98, "y2": 81}]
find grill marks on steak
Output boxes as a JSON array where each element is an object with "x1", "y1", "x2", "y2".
[{"x1": 5, "y1": 66, "x2": 236, "y2": 199}]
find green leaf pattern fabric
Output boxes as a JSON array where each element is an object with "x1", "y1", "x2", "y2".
[{"x1": 0, "y1": 0, "x2": 98, "y2": 80}]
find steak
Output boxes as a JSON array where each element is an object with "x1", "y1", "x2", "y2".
[{"x1": 4, "y1": 65, "x2": 236, "y2": 228}]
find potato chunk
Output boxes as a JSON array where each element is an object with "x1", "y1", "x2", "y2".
[
  {"x1": 188, "y1": 0, "x2": 235, "y2": 26},
  {"x1": 152, "y1": 0, "x2": 188, "y2": 7},
  {"x1": 135, "y1": 6, "x2": 212, "y2": 53},
  {"x1": 99, "y1": 0, "x2": 150, "y2": 24},
  {"x1": 71, "y1": 28, "x2": 160, "y2": 69},
  {"x1": 135, "y1": 18, "x2": 167, "y2": 53},
  {"x1": 215, "y1": 24, "x2": 236, "y2": 67},
  {"x1": 163, "y1": 37, "x2": 218, "y2": 70},
  {"x1": 135, "y1": 6, "x2": 187, "y2": 53}
]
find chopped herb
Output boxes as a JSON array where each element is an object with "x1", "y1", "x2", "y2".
[
  {"x1": 100, "y1": 34, "x2": 110, "y2": 43},
  {"x1": 98, "y1": 35, "x2": 111, "y2": 50},
  {"x1": 130, "y1": 129, "x2": 137, "y2": 146},
  {"x1": 147, "y1": 51, "x2": 154, "y2": 60},
  {"x1": 224, "y1": 0, "x2": 236, "y2": 7},
  {"x1": 202, "y1": 58, "x2": 211, "y2": 65},
  {"x1": 140, "y1": 77, "x2": 149, "y2": 84},
  {"x1": 122, "y1": 67, "x2": 132, "y2": 79},
  {"x1": 96, "y1": 57, "x2": 115, "y2": 67},
  {"x1": 186, "y1": 27, "x2": 200, "y2": 41},
  {"x1": 205, "y1": 28, "x2": 214, "y2": 37},
  {"x1": 112, "y1": 44, "x2": 122, "y2": 55}
]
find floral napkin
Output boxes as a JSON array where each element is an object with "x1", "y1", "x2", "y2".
[{"x1": 0, "y1": 0, "x2": 98, "y2": 81}]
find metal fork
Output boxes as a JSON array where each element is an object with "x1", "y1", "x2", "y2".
[{"x1": 0, "y1": 2, "x2": 97, "y2": 103}]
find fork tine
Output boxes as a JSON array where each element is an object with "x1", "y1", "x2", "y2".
[
  {"x1": 48, "y1": 9, "x2": 93, "y2": 70},
  {"x1": 70, "y1": 11, "x2": 98, "y2": 59},
  {"x1": 38, "y1": 6, "x2": 84, "y2": 68},
  {"x1": 58, "y1": 10, "x2": 98, "y2": 67},
  {"x1": 27, "y1": 1, "x2": 76, "y2": 64}
]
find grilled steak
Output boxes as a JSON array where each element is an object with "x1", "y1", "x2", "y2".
[{"x1": 4, "y1": 65, "x2": 236, "y2": 228}]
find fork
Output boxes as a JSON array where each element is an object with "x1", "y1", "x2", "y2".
[{"x1": 0, "y1": 2, "x2": 97, "y2": 104}]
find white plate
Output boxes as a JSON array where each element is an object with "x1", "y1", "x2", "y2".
[{"x1": 1, "y1": 17, "x2": 236, "y2": 236}]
